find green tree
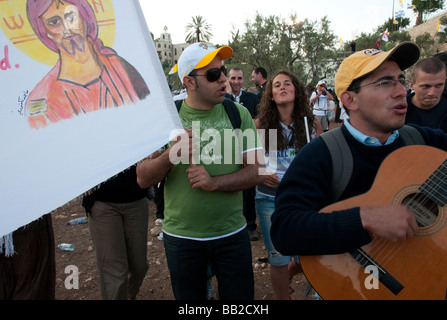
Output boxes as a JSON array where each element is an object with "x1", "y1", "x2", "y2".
[
  {"x1": 185, "y1": 15, "x2": 213, "y2": 43},
  {"x1": 390, "y1": 30, "x2": 412, "y2": 43},
  {"x1": 415, "y1": 32, "x2": 436, "y2": 57},
  {"x1": 230, "y1": 13, "x2": 339, "y2": 86},
  {"x1": 234, "y1": 13, "x2": 289, "y2": 75},
  {"x1": 352, "y1": 25, "x2": 411, "y2": 52},
  {"x1": 352, "y1": 32, "x2": 381, "y2": 51},
  {"x1": 379, "y1": 17, "x2": 411, "y2": 33},
  {"x1": 290, "y1": 16, "x2": 339, "y2": 85},
  {"x1": 412, "y1": 0, "x2": 445, "y2": 25},
  {"x1": 162, "y1": 61, "x2": 182, "y2": 91}
]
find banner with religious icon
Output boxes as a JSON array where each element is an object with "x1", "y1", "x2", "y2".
[{"x1": 0, "y1": 0, "x2": 182, "y2": 237}]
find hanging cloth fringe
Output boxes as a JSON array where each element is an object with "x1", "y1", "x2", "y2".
[{"x1": 0, "y1": 233, "x2": 14, "y2": 257}]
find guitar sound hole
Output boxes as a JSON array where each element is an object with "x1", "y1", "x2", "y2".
[{"x1": 402, "y1": 193, "x2": 439, "y2": 228}]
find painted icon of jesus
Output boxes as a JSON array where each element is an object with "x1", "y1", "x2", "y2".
[{"x1": 25, "y1": 0, "x2": 150, "y2": 129}]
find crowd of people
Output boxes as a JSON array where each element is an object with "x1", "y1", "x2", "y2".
[{"x1": 2, "y1": 6, "x2": 447, "y2": 300}]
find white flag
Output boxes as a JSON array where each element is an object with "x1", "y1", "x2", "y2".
[
  {"x1": 437, "y1": 20, "x2": 447, "y2": 33},
  {"x1": 382, "y1": 29, "x2": 390, "y2": 42}
]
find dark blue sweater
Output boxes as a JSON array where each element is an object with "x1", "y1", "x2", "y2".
[{"x1": 271, "y1": 125, "x2": 447, "y2": 256}]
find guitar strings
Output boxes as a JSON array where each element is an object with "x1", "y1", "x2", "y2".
[
  {"x1": 360, "y1": 160, "x2": 447, "y2": 268},
  {"x1": 406, "y1": 161, "x2": 447, "y2": 227},
  {"x1": 366, "y1": 238, "x2": 400, "y2": 267},
  {"x1": 419, "y1": 162, "x2": 447, "y2": 207}
]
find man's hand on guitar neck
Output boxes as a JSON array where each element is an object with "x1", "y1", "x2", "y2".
[{"x1": 360, "y1": 205, "x2": 419, "y2": 242}]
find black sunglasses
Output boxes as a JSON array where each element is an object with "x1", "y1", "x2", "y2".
[{"x1": 190, "y1": 66, "x2": 227, "y2": 82}]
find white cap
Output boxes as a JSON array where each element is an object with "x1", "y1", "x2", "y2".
[
  {"x1": 316, "y1": 80, "x2": 326, "y2": 87},
  {"x1": 172, "y1": 42, "x2": 233, "y2": 84}
]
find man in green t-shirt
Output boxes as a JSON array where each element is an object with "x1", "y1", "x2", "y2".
[{"x1": 137, "y1": 42, "x2": 265, "y2": 299}]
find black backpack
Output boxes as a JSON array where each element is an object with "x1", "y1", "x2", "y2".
[{"x1": 174, "y1": 98, "x2": 241, "y2": 130}]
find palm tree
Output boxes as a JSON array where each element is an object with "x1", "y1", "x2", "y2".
[{"x1": 185, "y1": 15, "x2": 213, "y2": 43}]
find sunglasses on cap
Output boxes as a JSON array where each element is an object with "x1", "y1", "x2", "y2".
[{"x1": 190, "y1": 66, "x2": 227, "y2": 82}]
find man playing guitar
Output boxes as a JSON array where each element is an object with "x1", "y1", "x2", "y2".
[{"x1": 271, "y1": 42, "x2": 447, "y2": 300}]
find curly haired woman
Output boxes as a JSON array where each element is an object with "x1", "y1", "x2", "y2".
[{"x1": 255, "y1": 70, "x2": 322, "y2": 299}]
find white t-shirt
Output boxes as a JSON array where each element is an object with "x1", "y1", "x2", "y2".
[
  {"x1": 310, "y1": 91, "x2": 329, "y2": 116},
  {"x1": 257, "y1": 122, "x2": 316, "y2": 197}
]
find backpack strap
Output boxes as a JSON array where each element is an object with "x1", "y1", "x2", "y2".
[
  {"x1": 321, "y1": 125, "x2": 425, "y2": 203},
  {"x1": 174, "y1": 99, "x2": 183, "y2": 111},
  {"x1": 174, "y1": 98, "x2": 241, "y2": 130},
  {"x1": 320, "y1": 127, "x2": 353, "y2": 203},
  {"x1": 398, "y1": 125, "x2": 425, "y2": 145},
  {"x1": 222, "y1": 98, "x2": 241, "y2": 130}
]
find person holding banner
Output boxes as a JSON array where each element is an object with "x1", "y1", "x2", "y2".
[
  {"x1": 137, "y1": 42, "x2": 265, "y2": 300},
  {"x1": 0, "y1": 214, "x2": 55, "y2": 300},
  {"x1": 254, "y1": 70, "x2": 322, "y2": 299},
  {"x1": 25, "y1": 0, "x2": 150, "y2": 129},
  {"x1": 82, "y1": 165, "x2": 149, "y2": 300}
]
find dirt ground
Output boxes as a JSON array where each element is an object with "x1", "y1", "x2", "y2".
[
  {"x1": 52, "y1": 196, "x2": 317, "y2": 301},
  {"x1": 52, "y1": 121, "x2": 344, "y2": 301}
]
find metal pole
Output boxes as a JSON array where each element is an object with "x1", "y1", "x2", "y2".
[{"x1": 392, "y1": 0, "x2": 395, "y2": 32}]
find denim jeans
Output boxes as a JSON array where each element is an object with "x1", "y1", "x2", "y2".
[
  {"x1": 256, "y1": 194, "x2": 297, "y2": 267},
  {"x1": 163, "y1": 229, "x2": 254, "y2": 300}
]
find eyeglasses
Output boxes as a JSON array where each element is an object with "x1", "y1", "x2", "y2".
[
  {"x1": 190, "y1": 66, "x2": 227, "y2": 82},
  {"x1": 359, "y1": 78, "x2": 409, "y2": 90}
]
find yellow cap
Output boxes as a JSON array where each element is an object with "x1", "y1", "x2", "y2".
[{"x1": 334, "y1": 41, "x2": 420, "y2": 98}]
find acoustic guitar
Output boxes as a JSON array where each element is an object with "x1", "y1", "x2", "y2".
[{"x1": 299, "y1": 145, "x2": 447, "y2": 300}]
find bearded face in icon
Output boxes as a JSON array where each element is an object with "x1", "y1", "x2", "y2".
[
  {"x1": 40, "y1": 2, "x2": 87, "y2": 56},
  {"x1": 27, "y1": 0, "x2": 101, "y2": 57}
]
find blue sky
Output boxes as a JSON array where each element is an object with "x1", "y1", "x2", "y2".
[{"x1": 138, "y1": 0, "x2": 442, "y2": 44}]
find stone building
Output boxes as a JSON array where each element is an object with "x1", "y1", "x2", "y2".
[{"x1": 154, "y1": 27, "x2": 189, "y2": 67}]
